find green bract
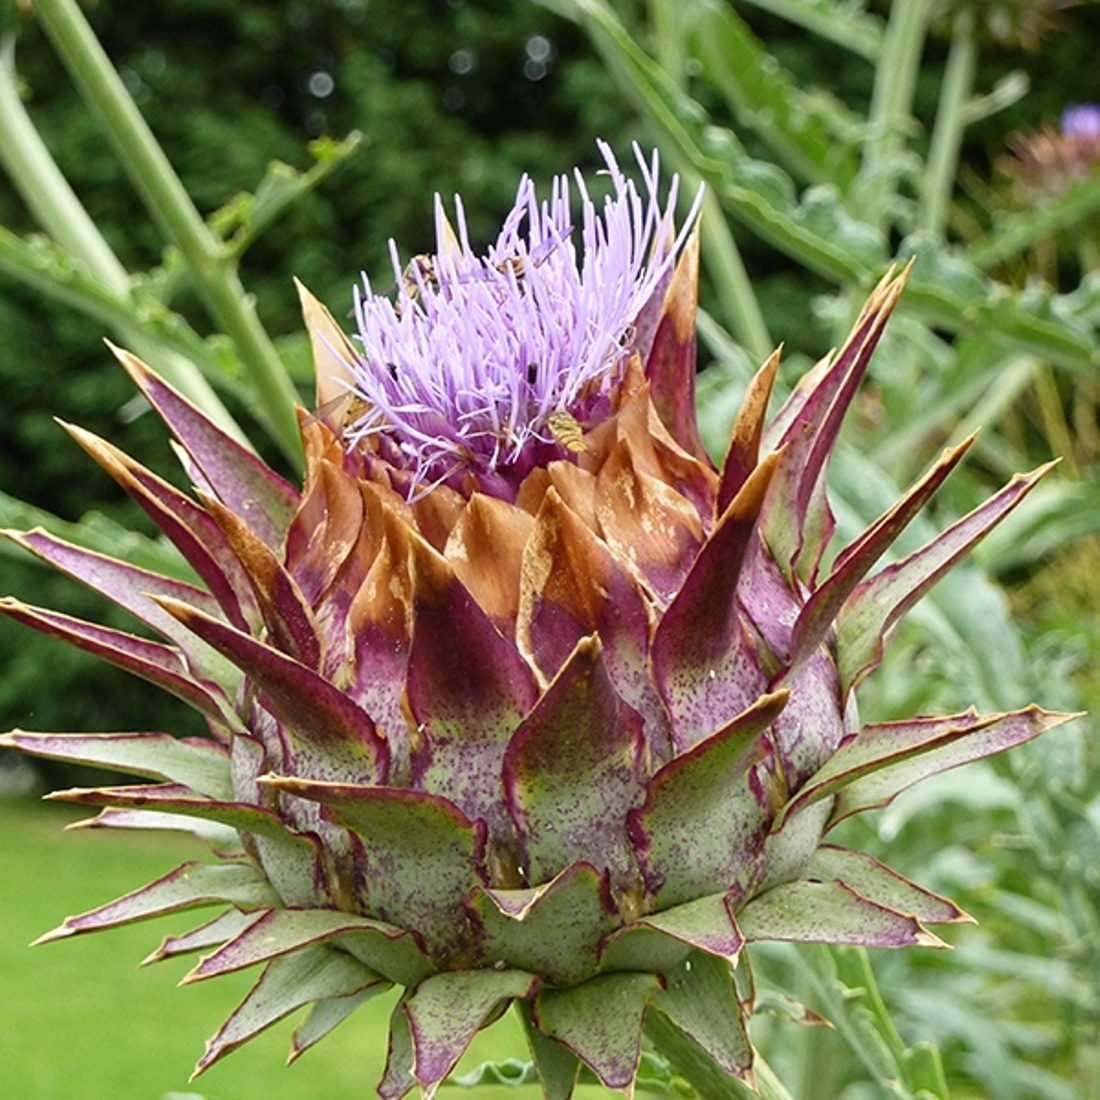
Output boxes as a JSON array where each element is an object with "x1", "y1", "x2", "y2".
[{"x1": 0, "y1": 160, "x2": 1069, "y2": 1098}]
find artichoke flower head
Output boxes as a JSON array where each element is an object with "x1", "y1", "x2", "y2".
[
  {"x1": 0, "y1": 144, "x2": 1070, "y2": 1097},
  {"x1": 1000, "y1": 103, "x2": 1100, "y2": 206}
]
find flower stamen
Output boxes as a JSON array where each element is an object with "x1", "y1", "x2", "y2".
[{"x1": 341, "y1": 141, "x2": 702, "y2": 496}]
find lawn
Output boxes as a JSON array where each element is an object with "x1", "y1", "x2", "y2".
[{"x1": 0, "y1": 798, "x2": 615, "y2": 1099}]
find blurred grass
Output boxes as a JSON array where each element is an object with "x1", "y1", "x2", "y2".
[{"x1": 0, "y1": 798, "x2": 619, "y2": 1099}]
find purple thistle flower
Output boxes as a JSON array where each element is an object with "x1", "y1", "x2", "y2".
[
  {"x1": 0, "y1": 143, "x2": 1069, "y2": 1099},
  {"x1": 1000, "y1": 104, "x2": 1100, "y2": 207},
  {"x1": 344, "y1": 141, "x2": 702, "y2": 496}
]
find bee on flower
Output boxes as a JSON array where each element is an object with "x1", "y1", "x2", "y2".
[{"x1": 545, "y1": 409, "x2": 589, "y2": 454}]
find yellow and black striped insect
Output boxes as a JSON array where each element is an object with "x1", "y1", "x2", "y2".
[
  {"x1": 402, "y1": 254, "x2": 439, "y2": 299},
  {"x1": 547, "y1": 409, "x2": 588, "y2": 454},
  {"x1": 491, "y1": 230, "x2": 571, "y2": 282},
  {"x1": 303, "y1": 391, "x2": 371, "y2": 431}
]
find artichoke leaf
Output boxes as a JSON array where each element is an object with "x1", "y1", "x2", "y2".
[
  {"x1": 34, "y1": 860, "x2": 279, "y2": 943},
  {"x1": 193, "y1": 945, "x2": 385, "y2": 1077},
  {"x1": 534, "y1": 971, "x2": 663, "y2": 1091}
]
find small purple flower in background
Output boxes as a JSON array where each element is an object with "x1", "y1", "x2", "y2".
[
  {"x1": 1061, "y1": 103, "x2": 1100, "y2": 142},
  {"x1": 1000, "y1": 103, "x2": 1100, "y2": 204}
]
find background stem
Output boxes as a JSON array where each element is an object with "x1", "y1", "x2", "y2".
[
  {"x1": 30, "y1": 0, "x2": 303, "y2": 467},
  {"x1": 858, "y1": 0, "x2": 929, "y2": 228},
  {"x1": 920, "y1": 15, "x2": 977, "y2": 236}
]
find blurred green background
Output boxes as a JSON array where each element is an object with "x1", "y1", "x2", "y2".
[{"x1": 1, "y1": 0, "x2": 1099, "y2": 1097}]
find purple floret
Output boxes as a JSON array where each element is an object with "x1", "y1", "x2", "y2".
[{"x1": 344, "y1": 141, "x2": 702, "y2": 494}]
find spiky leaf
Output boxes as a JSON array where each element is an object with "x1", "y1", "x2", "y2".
[
  {"x1": 535, "y1": 971, "x2": 663, "y2": 1091},
  {"x1": 194, "y1": 945, "x2": 385, "y2": 1076}
]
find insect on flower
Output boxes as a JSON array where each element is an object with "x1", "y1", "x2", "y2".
[
  {"x1": 301, "y1": 389, "x2": 371, "y2": 431},
  {"x1": 396, "y1": 230, "x2": 573, "y2": 308},
  {"x1": 487, "y1": 227, "x2": 573, "y2": 282},
  {"x1": 400, "y1": 253, "x2": 438, "y2": 299},
  {"x1": 546, "y1": 408, "x2": 588, "y2": 453}
]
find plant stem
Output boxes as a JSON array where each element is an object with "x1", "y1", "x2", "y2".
[
  {"x1": 1035, "y1": 364, "x2": 1078, "y2": 478},
  {"x1": 30, "y1": 0, "x2": 302, "y2": 468},
  {"x1": 648, "y1": 0, "x2": 686, "y2": 84},
  {"x1": 854, "y1": 948, "x2": 908, "y2": 1063},
  {"x1": 0, "y1": 37, "x2": 251, "y2": 444},
  {"x1": 0, "y1": 223, "x2": 216, "y2": 370},
  {"x1": 701, "y1": 190, "x2": 774, "y2": 364},
  {"x1": 858, "y1": 0, "x2": 929, "y2": 230},
  {"x1": 919, "y1": 14, "x2": 976, "y2": 236},
  {"x1": 644, "y1": 1011, "x2": 799, "y2": 1099},
  {"x1": 644, "y1": 1012, "x2": 753, "y2": 1098},
  {"x1": 0, "y1": 37, "x2": 127, "y2": 289}
]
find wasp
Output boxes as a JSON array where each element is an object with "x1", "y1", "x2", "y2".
[
  {"x1": 547, "y1": 409, "x2": 588, "y2": 454},
  {"x1": 494, "y1": 254, "x2": 532, "y2": 280},
  {"x1": 493, "y1": 227, "x2": 572, "y2": 280},
  {"x1": 303, "y1": 390, "x2": 371, "y2": 431},
  {"x1": 402, "y1": 254, "x2": 439, "y2": 298}
]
